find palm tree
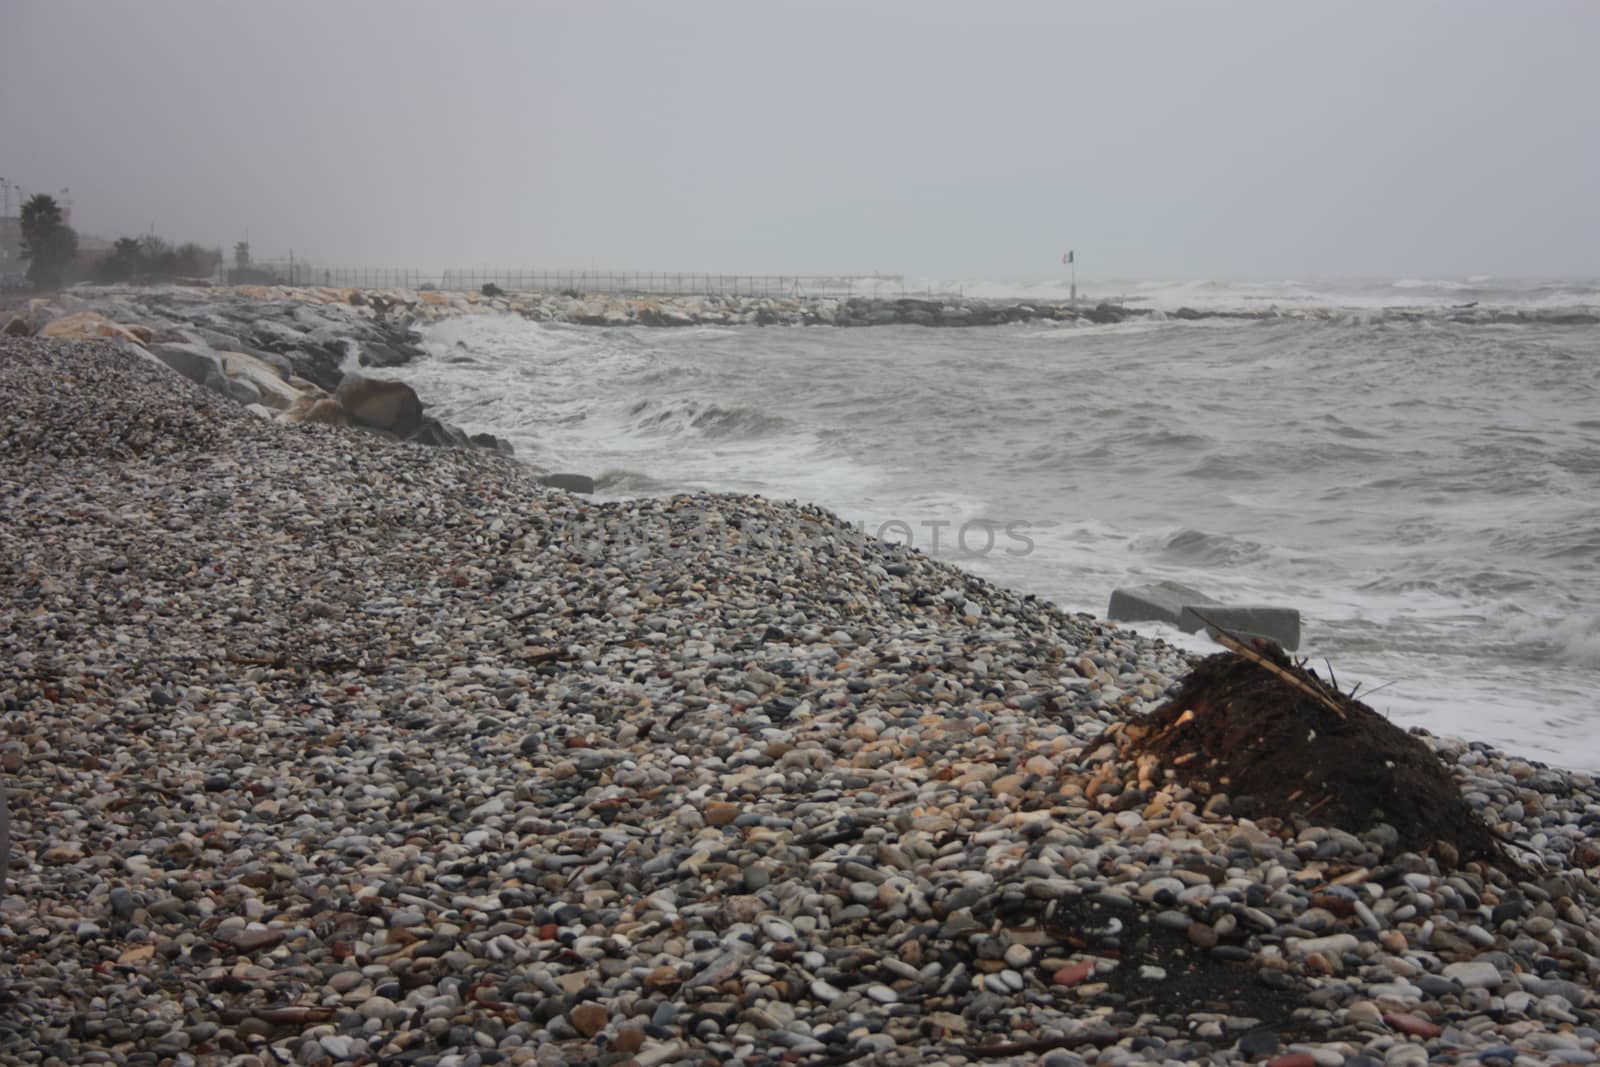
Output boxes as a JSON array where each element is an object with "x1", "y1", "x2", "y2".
[{"x1": 20, "y1": 194, "x2": 78, "y2": 290}]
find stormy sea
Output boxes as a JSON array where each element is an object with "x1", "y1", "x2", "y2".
[{"x1": 382, "y1": 277, "x2": 1600, "y2": 768}]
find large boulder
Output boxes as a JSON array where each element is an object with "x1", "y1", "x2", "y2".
[
  {"x1": 278, "y1": 348, "x2": 344, "y2": 392},
  {"x1": 219, "y1": 351, "x2": 304, "y2": 410},
  {"x1": 191, "y1": 326, "x2": 274, "y2": 359},
  {"x1": 284, "y1": 393, "x2": 350, "y2": 427},
  {"x1": 150, "y1": 341, "x2": 223, "y2": 387},
  {"x1": 336, "y1": 376, "x2": 423, "y2": 437},
  {"x1": 248, "y1": 318, "x2": 309, "y2": 351},
  {"x1": 248, "y1": 350, "x2": 296, "y2": 378},
  {"x1": 358, "y1": 341, "x2": 412, "y2": 368},
  {"x1": 205, "y1": 366, "x2": 261, "y2": 406},
  {"x1": 574, "y1": 302, "x2": 610, "y2": 326},
  {"x1": 113, "y1": 338, "x2": 177, "y2": 374},
  {"x1": 470, "y1": 432, "x2": 515, "y2": 456},
  {"x1": 39, "y1": 311, "x2": 151, "y2": 344},
  {"x1": 807, "y1": 305, "x2": 838, "y2": 326},
  {"x1": 1080, "y1": 303, "x2": 1128, "y2": 325},
  {"x1": 305, "y1": 324, "x2": 354, "y2": 351},
  {"x1": 405, "y1": 416, "x2": 469, "y2": 448}
]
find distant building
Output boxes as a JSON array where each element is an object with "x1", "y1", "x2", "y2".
[
  {"x1": 0, "y1": 216, "x2": 23, "y2": 285},
  {"x1": 0, "y1": 216, "x2": 21, "y2": 265}
]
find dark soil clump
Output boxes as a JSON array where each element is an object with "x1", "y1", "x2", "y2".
[
  {"x1": 996, "y1": 894, "x2": 1321, "y2": 1048},
  {"x1": 1126, "y1": 648, "x2": 1509, "y2": 870}
]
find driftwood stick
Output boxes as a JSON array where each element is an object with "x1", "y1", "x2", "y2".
[{"x1": 1187, "y1": 610, "x2": 1347, "y2": 720}]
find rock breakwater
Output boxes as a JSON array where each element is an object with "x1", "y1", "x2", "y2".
[
  {"x1": 3, "y1": 286, "x2": 521, "y2": 459},
  {"x1": 3, "y1": 337, "x2": 1600, "y2": 1065}
]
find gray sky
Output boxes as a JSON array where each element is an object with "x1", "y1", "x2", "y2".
[{"x1": 3, "y1": 0, "x2": 1596, "y2": 280}]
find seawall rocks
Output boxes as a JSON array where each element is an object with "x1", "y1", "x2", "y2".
[{"x1": 9, "y1": 285, "x2": 521, "y2": 463}]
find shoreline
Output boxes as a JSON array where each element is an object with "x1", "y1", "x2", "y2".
[
  {"x1": 7, "y1": 281, "x2": 1597, "y2": 493},
  {"x1": 9, "y1": 279, "x2": 1598, "y2": 340},
  {"x1": 2, "y1": 333, "x2": 1600, "y2": 1063}
]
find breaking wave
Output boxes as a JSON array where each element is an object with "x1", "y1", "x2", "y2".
[{"x1": 624, "y1": 398, "x2": 793, "y2": 441}]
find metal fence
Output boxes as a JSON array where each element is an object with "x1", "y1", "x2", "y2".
[
  {"x1": 440, "y1": 270, "x2": 912, "y2": 298},
  {"x1": 241, "y1": 263, "x2": 911, "y2": 298},
  {"x1": 237, "y1": 264, "x2": 431, "y2": 290}
]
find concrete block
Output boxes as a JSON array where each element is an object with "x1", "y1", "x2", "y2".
[
  {"x1": 1106, "y1": 581, "x2": 1218, "y2": 627},
  {"x1": 1108, "y1": 581, "x2": 1301, "y2": 650},
  {"x1": 540, "y1": 473, "x2": 596, "y2": 495},
  {"x1": 1178, "y1": 604, "x2": 1301, "y2": 651}
]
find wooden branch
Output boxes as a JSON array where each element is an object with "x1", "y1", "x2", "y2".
[{"x1": 1187, "y1": 610, "x2": 1347, "y2": 720}]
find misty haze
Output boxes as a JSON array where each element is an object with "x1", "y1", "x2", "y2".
[
  {"x1": 2, "y1": 2, "x2": 1600, "y2": 1064},
  {"x1": 4, "y1": 1, "x2": 1597, "y2": 279}
]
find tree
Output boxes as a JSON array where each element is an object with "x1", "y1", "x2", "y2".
[
  {"x1": 96, "y1": 233, "x2": 224, "y2": 285},
  {"x1": 20, "y1": 194, "x2": 79, "y2": 290},
  {"x1": 139, "y1": 235, "x2": 178, "y2": 280},
  {"x1": 174, "y1": 242, "x2": 219, "y2": 278},
  {"x1": 96, "y1": 237, "x2": 145, "y2": 283}
]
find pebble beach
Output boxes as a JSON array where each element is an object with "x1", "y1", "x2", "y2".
[{"x1": 4, "y1": 331, "x2": 1600, "y2": 1067}]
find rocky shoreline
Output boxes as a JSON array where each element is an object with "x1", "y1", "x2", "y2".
[
  {"x1": 0, "y1": 283, "x2": 1157, "y2": 488},
  {"x1": 9, "y1": 281, "x2": 1595, "y2": 485},
  {"x1": 4, "y1": 283, "x2": 1595, "y2": 483},
  {"x1": 3, "y1": 333, "x2": 1600, "y2": 1066}
]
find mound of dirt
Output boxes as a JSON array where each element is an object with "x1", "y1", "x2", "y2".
[{"x1": 1125, "y1": 647, "x2": 1509, "y2": 870}]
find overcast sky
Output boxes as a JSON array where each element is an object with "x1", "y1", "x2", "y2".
[{"x1": 3, "y1": 0, "x2": 1596, "y2": 281}]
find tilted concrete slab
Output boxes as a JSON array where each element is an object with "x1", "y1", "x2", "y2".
[
  {"x1": 1108, "y1": 581, "x2": 1301, "y2": 650},
  {"x1": 1178, "y1": 604, "x2": 1302, "y2": 651},
  {"x1": 1106, "y1": 581, "x2": 1219, "y2": 627},
  {"x1": 540, "y1": 473, "x2": 596, "y2": 495}
]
